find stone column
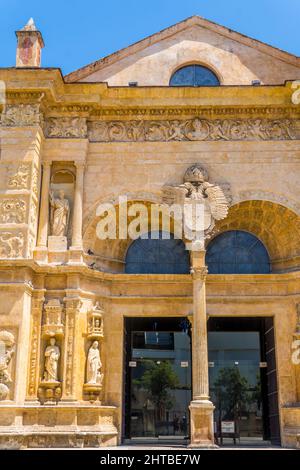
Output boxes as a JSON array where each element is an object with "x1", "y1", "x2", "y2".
[
  {"x1": 61, "y1": 296, "x2": 82, "y2": 401},
  {"x1": 26, "y1": 293, "x2": 44, "y2": 402},
  {"x1": 69, "y1": 162, "x2": 85, "y2": 263},
  {"x1": 35, "y1": 161, "x2": 51, "y2": 262},
  {"x1": 189, "y1": 250, "x2": 216, "y2": 448}
]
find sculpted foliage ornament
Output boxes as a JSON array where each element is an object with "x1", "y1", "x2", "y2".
[
  {"x1": 1, "y1": 104, "x2": 42, "y2": 127},
  {"x1": 45, "y1": 117, "x2": 87, "y2": 138},
  {"x1": 0, "y1": 199, "x2": 26, "y2": 224},
  {"x1": 7, "y1": 163, "x2": 31, "y2": 189},
  {"x1": 0, "y1": 231, "x2": 24, "y2": 258},
  {"x1": 87, "y1": 117, "x2": 296, "y2": 142}
]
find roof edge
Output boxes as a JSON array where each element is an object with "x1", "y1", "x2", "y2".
[{"x1": 64, "y1": 15, "x2": 300, "y2": 83}]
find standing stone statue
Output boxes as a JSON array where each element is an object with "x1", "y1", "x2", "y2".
[
  {"x1": 86, "y1": 341, "x2": 102, "y2": 385},
  {"x1": 50, "y1": 189, "x2": 69, "y2": 237},
  {"x1": 43, "y1": 337, "x2": 60, "y2": 382}
]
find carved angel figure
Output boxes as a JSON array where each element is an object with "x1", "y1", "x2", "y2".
[{"x1": 162, "y1": 164, "x2": 229, "y2": 240}]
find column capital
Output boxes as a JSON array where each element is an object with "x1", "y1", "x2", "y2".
[
  {"x1": 42, "y1": 160, "x2": 52, "y2": 168},
  {"x1": 74, "y1": 161, "x2": 86, "y2": 170},
  {"x1": 190, "y1": 266, "x2": 208, "y2": 281}
]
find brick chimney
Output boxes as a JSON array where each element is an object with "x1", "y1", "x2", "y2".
[{"x1": 15, "y1": 18, "x2": 44, "y2": 67}]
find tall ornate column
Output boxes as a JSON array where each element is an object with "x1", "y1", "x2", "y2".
[
  {"x1": 35, "y1": 161, "x2": 51, "y2": 261},
  {"x1": 69, "y1": 162, "x2": 85, "y2": 263},
  {"x1": 189, "y1": 250, "x2": 216, "y2": 448},
  {"x1": 61, "y1": 296, "x2": 82, "y2": 401},
  {"x1": 26, "y1": 293, "x2": 45, "y2": 402}
]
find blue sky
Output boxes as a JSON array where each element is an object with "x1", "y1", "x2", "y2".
[{"x1": 0, "y1": 0, "x2": 299, "y2": 75}]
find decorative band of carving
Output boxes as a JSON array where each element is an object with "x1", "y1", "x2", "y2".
[
  {"x1": 87, "y1": 118, "x2": 297, "y2": 142},
  {"x1": 42, "y1": 117, "x2": 299, "y2": 141}
]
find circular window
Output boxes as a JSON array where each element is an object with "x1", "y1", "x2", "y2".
[{"x1": 170, "y1": 64, "x2": 220, "y2": 86}]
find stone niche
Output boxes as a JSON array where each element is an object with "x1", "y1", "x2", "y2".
[
  {"x1": 83, "y1": 303, "x2": 104, "y2": 402},
  {"x1": 48, "y1": 165, "x2": 75, "y2": 263},
  {"x1": 38, "y1": 299, "x2": 64, "y2": 404}
]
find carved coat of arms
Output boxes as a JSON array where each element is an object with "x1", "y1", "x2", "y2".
[{"x1": 162, "y1": 164, "x2": 230, "y2": 245}]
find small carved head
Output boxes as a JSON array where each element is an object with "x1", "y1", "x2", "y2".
[
  {"x1": 58, "y1": 189, "x2": 65, "y2": 199},
  {"x1": 49, "y1": 337, "x2": 56, "y2": 346},
  {"x1": 92, "y1": 341, "x2": 98, "y2": 349}
]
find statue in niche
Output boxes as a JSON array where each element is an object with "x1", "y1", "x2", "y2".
[
  {"x1": 86, "y1": 341, "x2": 103, "y2": 385},
  {"x1": 49, "y1": 189, "x2": 69, "y2": 237},
  {"x1": 43, "y1": 337, "x2": 60, "y2": 382}
]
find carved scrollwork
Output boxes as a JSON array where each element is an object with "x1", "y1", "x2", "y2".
[
  {"x1": 45, "y1": 117, "x2": 87, "y2": 138},
  {"x1": 87, "y1": 117, "x2": 297, "y2": 142},
  {"x1": 0, "y1": 231, "x2": 24, "y2": 258},
  {"x1": 0, "y1": 199, "x2": 26, "y2": 224},
  {"x1": 1, "y1": 104, "x2": 43, "y2": 127},
  {"x1": 7, "y1": 163, "x2": 31, "y2": 189}
]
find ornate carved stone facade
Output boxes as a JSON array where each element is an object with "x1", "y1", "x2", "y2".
[{"x1": 0, "y1": 15, "x2": 299, "y2": 450}]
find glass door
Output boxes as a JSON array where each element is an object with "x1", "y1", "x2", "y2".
[
  {"x1": 128, "y1": 329, "x2": 191, "y2": 439},
  {"x1": 208, "y1": 331, "x2": 265, "y2": 445}
]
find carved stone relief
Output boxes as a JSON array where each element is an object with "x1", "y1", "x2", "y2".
[
  {"x1": 87, "y1": 117, "x2": 297, "y2": 142},
  {"x1": 0, "y1": 330, "x2": 15, "y2": 400},
  {"x1": 45, "y1": 117, "x2": 87, "y2": 138},
  {"x1": 42, "y1": 299, "x2": 64, "y2": 338},
  {"x1": 7, "y1": 163, "x2": 31, "y2": 189},
  {"x1": 0, "y1": 199, "x2": 26, "y2": 224},
  {"x1": 0, "y1": 231, "x2": 24, "y2": 258},
  {"x1": 1, "y1": 104, "x2": 43, "y2": 127}
]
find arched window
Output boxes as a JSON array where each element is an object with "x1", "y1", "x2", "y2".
[
  {"x1": 206, "y1": 230, "x2": 270, "y2": 274},
  {"x1": 170, "y1": 64, "x2": 220, "y2": 87},
  {"x1": 125, "y1": 231, "x2": 190, "y2": 274}
]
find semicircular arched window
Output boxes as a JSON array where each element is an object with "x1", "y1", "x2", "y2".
[
  {"x1": 170, "y1": 64, "x2": 220, "y2": 87},
  {"x1": 206, "y1": 230, "x2": 270, "y2": 274},
  {"x1": 125, "y1": 231, "x2": 190, "y2": 274}
]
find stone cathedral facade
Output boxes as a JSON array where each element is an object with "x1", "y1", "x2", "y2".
[{"x1": 0, "y1": 16, "x2": 300, "y2": 448}]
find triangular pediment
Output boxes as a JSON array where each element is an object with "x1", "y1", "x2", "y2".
[{"x1": 65, "y1": 15, "x2": 300, "y2": 84}]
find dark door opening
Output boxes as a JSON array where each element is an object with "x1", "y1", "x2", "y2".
[
  {"x1": 123, "y1": 317, "x2": 192, "y2": 441},
  {"x1": 208, "y1": 317, "x2": 280, "y2": 446}
]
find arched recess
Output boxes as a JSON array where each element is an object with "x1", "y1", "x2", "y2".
[
  {"x1": 125, "y1": 231, "x2": 190, "y2": 274},
  {"x1": 211, "y1": 200, "x2": 300, "y2": 273},
  {"x1": 206, "y1": 230, "x2": 270, "y2": 274},
  {"x1": 83, "y1": 197, "x2": 188, "y2": 273}
]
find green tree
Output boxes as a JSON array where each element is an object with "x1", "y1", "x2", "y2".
[
  {"x1": 135, "y1": 360, "x2": 180, "y2": 420},
  {"x1": 214, "y1": 367, "x2": 250, "y2": 423}
]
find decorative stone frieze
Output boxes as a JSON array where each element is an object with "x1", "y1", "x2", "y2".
[
  {"x1": 1, "y1": 104, "x2": 43, "y2": 127},
  {"x1": 44, "y1": 117, "x2": 87, "y2": 138},
  {"x1": 87, "y1": 117, "x2": 297, "y2": 142}
]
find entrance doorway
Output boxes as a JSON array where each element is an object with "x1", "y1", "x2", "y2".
[
  {"x1": 208, "y1": 317, "x2": 280, "y2": 446},
  {"x1": 124, "y1": 317, "x2": 191, "y2": 441}
]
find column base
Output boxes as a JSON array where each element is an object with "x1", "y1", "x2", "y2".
[
  {"x1": 189, "y1": 399, "x2": 218, "y2": 448},
  {"x1": 33, "y1": 246, "x2": 48, "y2": 263},
  {"x1": 68, "y1": 247, "x2": 84, "y2": 264}
]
